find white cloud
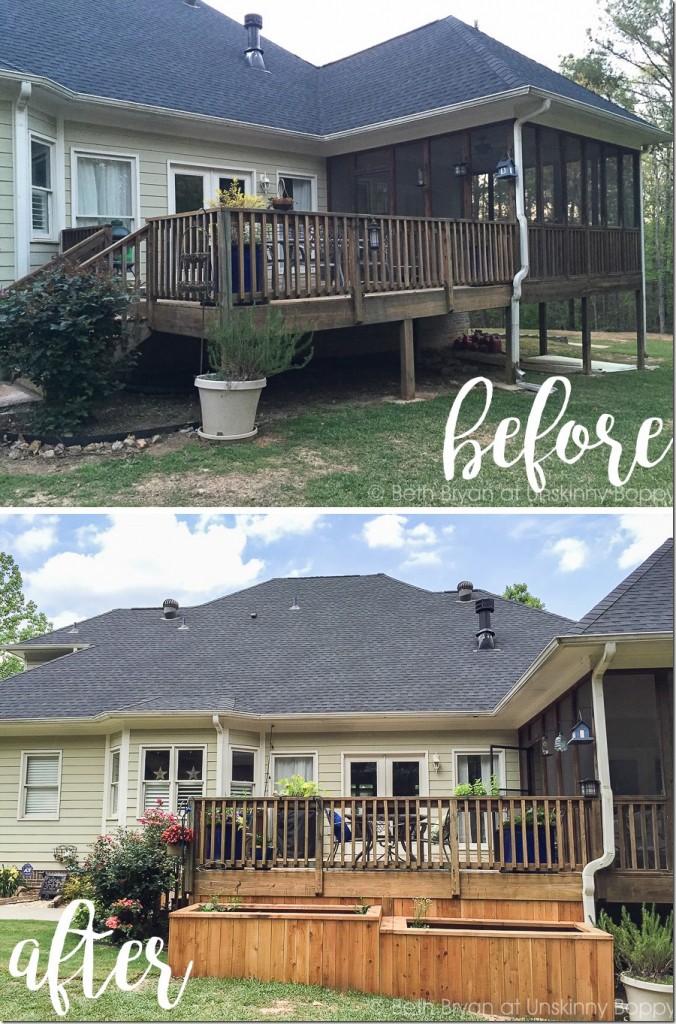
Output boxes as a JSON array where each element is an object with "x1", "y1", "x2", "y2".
[
  {"x1": 286, "y1": 563, "x2": 313, "y2": 578},
  {"x1": 234, "y1": 512, "x2": 324, "y2": 545},
  {"x1": 549, "y1": 538, "x2": 589, "y2": 573},
  {"x1": 612, "y1": 514, "x2": 673, "y2": 569},
  {"x1": 361, "y1": 514, "x2": 409, "y2": 549},
  {"x1": 13, "y1": 525, "x2": 59, "y2": 558},
  {"x1": 408, "y1": 523, "x2": 437, "y2": 546},
  {"x1": 401, "y1": 550, "x2": 442, "y2": 569},
  {"x1": 24, "y1": 513, "x2": 265, "y2": 622}
]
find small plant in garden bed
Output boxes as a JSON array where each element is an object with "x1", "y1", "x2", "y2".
[
  {"x1": 0, "y1": 262, "x2": 135, "y2": 433},
  {"x1": 598, "y1": 904, "x2": 673, "y2": 984},
  {"x1": 0, "y1": 864, "x2": 21, "y2": 898},
  {"x1": 410, "y1": 897, "x2": 431, "y2": 929}
]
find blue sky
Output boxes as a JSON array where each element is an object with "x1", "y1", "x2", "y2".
[{"x1": 0, "y1": 511, "x2": 670, "y2": 630}]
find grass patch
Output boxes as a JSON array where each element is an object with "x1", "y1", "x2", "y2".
[
  {"x1": 0, "y1": 920, "x2": 480, "y2": 1021},
  {"x1": 0, "y1": 337, "x2": 671, "y2": 507}
]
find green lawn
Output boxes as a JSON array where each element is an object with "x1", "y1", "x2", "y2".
[
  {"x1": 0, "y1": 336, "x2": 671, "y2": 507},
  {"x1": 0, "y1": 920, "x2": 480, "y2": 1022}
]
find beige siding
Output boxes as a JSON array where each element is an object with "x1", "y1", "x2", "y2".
[
  {"x1": 28, "y1": 109, "x2": 57, "y2": 139},
  {"x1": 0, "y1": 100, "x2": 14, "y2": 285},
  {"x1": 0, "y1": 735, "x2": 106, "y2": 869},
  {"x1": 63, "y1": 120, "x2": 327, "y2": 227},
  {"x1": 230, "y1": 729, "x2": 260, "y2": 747},
  {"x1": 268, "y1": 729, "x2": 521, "y2": 797},
  {"x1": 126, "y1": 728, "x2": 217, "y2": 823},
  {"x1": 28, "y1": 109, "x2": 60, "y2": 272}
]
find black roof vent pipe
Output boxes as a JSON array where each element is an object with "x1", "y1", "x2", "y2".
[
  {"x1": 475, "y1": 598, "x2": 495, "y2": 650},
  {"x1": 244, "y1": 14, "x2": 266, "y2": 71}
]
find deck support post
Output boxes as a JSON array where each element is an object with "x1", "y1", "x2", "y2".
[
  {"x1": 217, "y1": 209, "x2": 233, "y2": 326},
  {"x1": 315, "y1": 798, "x2": 324, "y2": 895},
  {"x1": 504, "y1": 305, "x2": 516, "y2": 384},
  {"x1": 538, "y1": 302, "x2": 548, "y2": 355},
  {"x1": 580, "y1": 296, "x2": 592, "y2": 375},
  {"x1": 635, "y1": 288, "x2": 646, "y2": 370},
  {"x1": 399, "y1": 318, "x2": 416, "y2": 400}
]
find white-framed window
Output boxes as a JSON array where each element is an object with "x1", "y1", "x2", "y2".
[
  {"x1": 270, "y1": 753, "x2": 317, "y2": 792},
  {"x1": 342, "y1": 754, "x2": 428, "y2": 797},
  {"x1": 230, "y1": 747, "x2": 257, "y2": 797},
  {"x1": 277, "y1": 173, "x2": 316, "y2": 210},
  {"x1": 31, "y1": 135, "x2": 55, "y2": 239},
  {"x1": 453, "y1": 749, "x2": 505, "y2": 846},
  {"x1": 19, "y1": 750, "x2": 62, "y2": 819},
  {"x1": 169, "y1": 163, "x2": 255, "y2": 214},
  {"x1": 108, "y1": 748, "x2": 120, "y2": 819},
  {"x1": 140, "y1": 746, "x2": 205, "y2": 814},
  {"x1": 73, "y1": 150, "x2": 138, "y2": 231}
]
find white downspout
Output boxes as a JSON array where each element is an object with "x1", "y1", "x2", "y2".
[
  {"x1": 212, "y1": 714, "x2": 224, "y2": 794},
  {"x1": 581, "y1": 641, "x2": 617, "y2": 924},
  {"x1": 510, "y1": 97, "x2": 551, "y2": 374},
  {"x1": 638, "y1": 148, "x2": 648, "y2": 364},
  {"x1": 13, "y1": 81, "x2": 32, "y2": 280}
]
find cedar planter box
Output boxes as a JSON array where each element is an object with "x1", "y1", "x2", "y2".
[
  {"x1": 169, "y1": 903, "x2": 381, "y2": 991},
  {"x1": 379, "y1": 917, "x2": 614, "y2": 1021}
]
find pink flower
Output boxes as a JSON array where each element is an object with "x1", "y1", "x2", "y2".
[{"x1": 105, "y1": 916, "x2": 121, "y2": 929}]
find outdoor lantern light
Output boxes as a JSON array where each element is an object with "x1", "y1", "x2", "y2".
[
  {"x1": 368, "y1": 219, "x2": 381, "y2": 251},
  {"x1": 554, "y1": 732, "x2": 569, "y2": 753},
  {"x1": 495, "y1": 154, "x2": 517, "y2": 180},
  {"x1": 432, "y1": 753, "x2": 441, "y2": 772},
  {"x1": 259, "y1": 173, "x2": 271, "y2": 194},
  {"x1": 416, "y1": 167, "x2": 425, "y2": 187},
  {"x1": 580, "y1": 778, "x2": 600, "y2": 798},
  {"x1": 541, "y1": 736, "x2": 551, "y2": 757},
  {"x1": 569, "y1": 712, "x2": 594, "y2": 745},
  {"x1": 453, "y1": 162, "x2": 468, "y2": 176}
]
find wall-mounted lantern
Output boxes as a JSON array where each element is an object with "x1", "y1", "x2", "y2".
[
  {"x1": 579, "y1": 778, "x2": 600, "y2": 798},
  {"x1": 416, "y1": 167, "x2": 425, "y2": 187},
  {"x1": 432, "y1": 753, "x2": 441, "y2": 772},
  {"x1": 368, "y1": 219, "x2": 381, "y2": 251},
  {"x1": 453, "y1": 162, "x2": 468, "y2": 177}
]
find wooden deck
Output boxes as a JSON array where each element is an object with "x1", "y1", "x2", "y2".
[{"x1": 79, "y1": 209, "x2": 642, "y2": 339}]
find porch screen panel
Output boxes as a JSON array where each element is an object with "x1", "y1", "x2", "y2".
[
  {"x1": 622, "y1": 154, "x2": 637, "y2": 227},
  {"x1": 564, "y1": 136, "x2": 582, "y2": 224},
  {"x1": 585, "y1": 141, "x2": 601, "y2": 225},
  {"x1": 395, "y1": 142, "x2": 426, "y2": 217},
  {"x1": 24, "y1": 753, "x2": 60, "y2": 815},
  {"x1": 430, "y1": 135, "x2": 465, "y2": 219},
  {"x1": 540, "y1": 129, "x2": 563, "y2": 223},
  {"x1": 522, "y1": 126, "x2": 537, "y2": 221},
  {"x1": 328, "y1": 154, "x2": 356, "y2": 212},
  {"x1": 605, "y1": 153, "x2": 619, "y2": 225}
]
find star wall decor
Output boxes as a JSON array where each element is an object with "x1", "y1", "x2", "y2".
[
  {"x1": 153, "y1": 767, "x2": 168, "y2": 780},
  {"x1": 186, "y1": 766, "x2": 201, "y2": 780}
]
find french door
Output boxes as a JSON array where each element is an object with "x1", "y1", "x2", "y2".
[
  {"x1": 170, "y1": 166, "x2": 254, "y2": 213},
  {"x1": 344, "y1": 755, "x2": 426, "y2": 797}
]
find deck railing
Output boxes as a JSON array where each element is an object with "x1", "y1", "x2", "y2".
[
  {"x1": 145, "y1": 209, "x2": 518, "y2": 307},
  {"x1": 190, "y1": 795, "x2": 601, "y2": 874},
  {"x1": 528, "y1": 224, "x2": 641, "y2": 280},
  {"x1": 614, "y1": 798, "x2": 671, "y2": 871}
]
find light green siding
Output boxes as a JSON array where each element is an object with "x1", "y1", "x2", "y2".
[
  {"x1": 63, "y1": 120, "x2": 327, "y2": 227},
  {"x1": 0, "y1": 100, "x2": 14, "y2": 285},
  {"x1": 28, "y1": 109, "x2": 60, "y2": 271},
  {"x1": 0, "y1": 735, "x2": 106, "y2": 869},
  {"x1": 125, "y1": 728, "x2": 218, "y2": 824}
]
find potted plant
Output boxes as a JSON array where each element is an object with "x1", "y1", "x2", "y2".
[
  {"x1": 195, "y1": 305, "x2": 312, "y2": 441},
  {"x1": 274, "y1": 775, "x2": 320, "y2": 860},
  {"x1": 598, "y1": 904, "x2": 673, "y2": 1022},
  {"x1": 498, "y1": 804, "x2": 557, "y2": 867},
  {"x1": 454, "y1": 775, "x2": 499, "y2": 845},
  {"x1": 269, "y1": 178, "x2": 294, "y2": 211},
  {"x1": 207, "y1": 180, "x2": 267, "y2": 293},
  {"x1": 160, "y1": 822, "x2": 194, "y2": 857},
  {"x1": 203, "y1": 806, "x2": 245, "y2": 862}
]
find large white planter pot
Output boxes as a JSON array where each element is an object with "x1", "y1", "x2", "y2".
[
  {"x1": 195, "y1": 375, "x2": 266, "y2": 441},
  {"x1": 621, "y1": 973, "x2": 674, "y2": 1021}
]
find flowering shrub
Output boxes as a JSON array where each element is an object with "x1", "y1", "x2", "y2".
[
  {"x1": 160, "y1": 824, "x2": 194, "y2": 846},
  {"x1": 0, "y1": 865, "x2": 21, "y2": 898},
  {"x1": 104, "y1": 898, "x2": 145, "y2": 942}
]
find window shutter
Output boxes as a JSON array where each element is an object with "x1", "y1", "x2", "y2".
[
  {"x1": 177, "y1": 781, "x2": 204, "y2": 810},
  {"x1": 143, "y1": 781, "x2": 171, "y2": 809}
]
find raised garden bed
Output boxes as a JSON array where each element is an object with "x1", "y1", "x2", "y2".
[
  {"x1": 169, "y1": 902, "x2": 381, "y2": 991},
  {"x1": 379, "y1": 917, "x2": 614, "y2": 1021}
]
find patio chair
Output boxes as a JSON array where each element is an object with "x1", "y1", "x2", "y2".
[{"x1": 326, "y1": 809, "x2": 352, "y2": 857}]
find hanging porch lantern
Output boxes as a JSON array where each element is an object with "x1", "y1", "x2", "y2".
[
  {"x1": 580, "y1": 778, "x2": 600, "y2": 798},
  {"x1": 540, "y1": 735, "x2": 551, "y2": 757},
  {"x1": 569, "y1": 712, "x2": 594, "y2": 745},
  {"x1": 367, "y1": 218, "x2": 381, "y2": 251},
  {"x1": 453, "y1": 162, "x2": 468, "y2": 177},
  {"x1": 495, "y1": 153, "x2": 517, "y2": 180}
]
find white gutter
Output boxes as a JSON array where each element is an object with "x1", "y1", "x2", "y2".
[
  {"x1": 510, "y1": 97, "x2": 551, "y2": 376},
  {"x1": 582, "y1": 641, "x2": 617, "y2": 923}
]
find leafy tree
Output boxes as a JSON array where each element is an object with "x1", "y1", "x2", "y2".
[
  {"x1": 560, "y1": 0, "x2": 673, "y2": 333},
  {"x1": 502, "y1": 583, "x2": 546, "y2": 610},
  {"x1": 0, "y1": 552, "x2": 52, "y2": 679}
]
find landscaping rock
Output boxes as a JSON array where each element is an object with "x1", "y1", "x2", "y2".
[
  {"x1": 123, "y1": 435, "x2": 136, "y2": 447},
  {"x1": 136, "y1": 438, "x2": 148, "y2": 449},
  {"x1": 111, "y1": 440, "x2": 124, "y2": 451},
  {"x1": 151, "y1": 434, "x2": 161, "y2": 444},
  {"x1": 67, "y1": 445, "x2": 82, "y2": 455},
  {"x1": 7, "y1": 449, "x2": 22, "y2": 460},
  {"x1": 42, "y1": 449, "x2": 56, "y2": 459},
  {"x1": 83, "y1": 443, "x2": 99, "y2": 453},
  {"x1": 27, "y1": 439, "x2": 41, "y2": 455}
]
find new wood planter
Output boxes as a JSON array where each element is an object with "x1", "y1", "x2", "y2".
[
  {"x1": 195, "y1": 376, "x2": 266, "y2": 441},
  {"x1": 379, "y1": 917, "x2": 615, "y2": 1021},
  {"x1": 169, "y1": 903, "x2": 381, "y2": 990}
]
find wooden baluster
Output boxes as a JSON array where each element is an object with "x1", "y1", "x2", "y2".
[
  {"x1": 639, "y1": 803, "x2": 649, "y2": 871},
  {"x1": 651, "y1": 802, "x2": 660, "y2": 870},
  {"x1": 627, "y1": 803, "x2": 638, "y2": 869},
  {"x1": 543, "y1": 799, "x2": 553, "y2": 869},
  {"x1": 566, "y1": 798, "x2": 576, "y2": 869},
  {"x1": 578, "y1": 798, "x2": 588, "y2": 869}
]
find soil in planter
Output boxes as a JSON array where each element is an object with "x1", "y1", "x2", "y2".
[{"x1": 404, "y1": 919, "x2": 582, "y2": 933}]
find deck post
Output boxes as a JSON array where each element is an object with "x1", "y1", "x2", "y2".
[
  {"x1": 448, "y1": 800, "x2": 460, "y2": 896},
  {"x1": 145, "y1": 223, "x2": 156, "y2": 331},
  {"x1": 503, "y1": 305, "x2": 516, "y2": 384},
  {"x1": 580, "y1": 296, "x2": 592, "y2": 375},
  {"x1": 315, "y1": 798, "x2": 324, "y2": 895},
  {"x1": 538, "y1": 302, "x2": 547, "y2": 355},
  {"x1": 635, "y1": 288, "x2": 646, "y2": 370},
  {"x1": 399, "y1": 318, "x2": 415, "y2": 400},
  {"x1": 217, "y1": 209, "x2": 233, "y2": 326}
]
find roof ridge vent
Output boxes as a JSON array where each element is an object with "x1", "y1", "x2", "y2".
[
  {"x1": 244, "y1": 13, "x2": 267, "y2": 71},
  {"x1": 457, "y1": 580, "x2": 473, "y2": 602},
  {"x1": 162, "y1": 598, "x2": 179, "y2": 620}
]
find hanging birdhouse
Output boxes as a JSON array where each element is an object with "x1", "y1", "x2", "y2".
[
  {"x1": 569, "y1": 713, "x2": 594, "y2": 745},
  {"x1": 495, "y1": 154, "x2": 517, "y2": 180}
]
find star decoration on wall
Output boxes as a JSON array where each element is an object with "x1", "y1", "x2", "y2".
[
  {"x1": 186, "y1": 766, "x2": 201, "y2": 780},
  {"x1": 153, "y1": 767, "x2": 168, "y2": 780}
]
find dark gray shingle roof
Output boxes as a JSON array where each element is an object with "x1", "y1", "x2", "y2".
[
  {"x1": 3, "y1": 574, "x2": 573, "y2": 720},
  {"x1": 0, "y1": 1, "x2": 651, "y2": 135},
  {"x1": 567, "y1": 539, "x2": 673, "y2": 636}
]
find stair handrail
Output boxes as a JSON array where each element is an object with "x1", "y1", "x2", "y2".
[
  {"x1": 6, "y1": 226, "x2": 113, "y2": 291},
  {"x1": 79, "y1": 224, "x2": 150, "y2": 270}
]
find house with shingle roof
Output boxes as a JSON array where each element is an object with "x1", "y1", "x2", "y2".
[
  {"x1": 0, "y1": 540, "x2": 671, "y2": 916},
  {"x1": 0, "y1": 1, "x2": 667, "y2": 384}
]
